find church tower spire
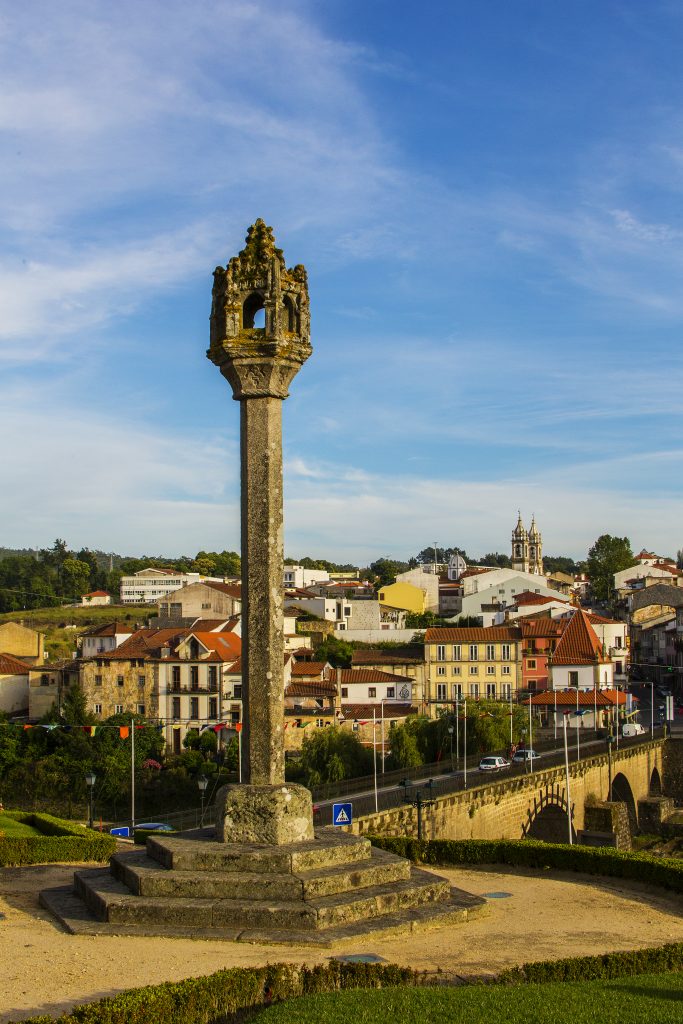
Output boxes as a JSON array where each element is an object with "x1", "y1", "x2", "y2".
[
  {"x1": 511, "y1": 510, "x2": 529, "y2": 573},
  {"x1": 528, "y1": 515, "x2": 543, "y2": 575}
]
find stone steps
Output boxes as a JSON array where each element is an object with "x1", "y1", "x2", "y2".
[{"x1": 111, "y1": 845, "x2": 410, "y2": 901}]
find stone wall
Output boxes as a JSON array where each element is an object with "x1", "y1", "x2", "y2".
[{"x1": 662, "y1": 737, "x2": 683, "y2": 802}]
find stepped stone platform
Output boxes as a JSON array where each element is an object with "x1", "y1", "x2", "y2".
[{"x1": 40, "y1": 828, "x2": 487, "y2": 947}]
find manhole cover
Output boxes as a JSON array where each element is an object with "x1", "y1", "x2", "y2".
[
  {"x1": 333, "y1": 953, "x2": 387, "y2": 964},
  {"x1": 482, "y1": 891, "x2": 513, "y2": 899}
]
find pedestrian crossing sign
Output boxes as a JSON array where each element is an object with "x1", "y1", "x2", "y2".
[{"x1": 332, "y1": 802, "x2": 353, "y2": 826}]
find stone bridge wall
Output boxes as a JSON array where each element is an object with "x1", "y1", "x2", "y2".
[{"x1": 348, "y1": 739, "x2": 665, "y2": 842}]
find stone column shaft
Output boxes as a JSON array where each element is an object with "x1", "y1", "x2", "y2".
[{"x1": 240, "y1": 396, "x2": 285, "y2": 786}]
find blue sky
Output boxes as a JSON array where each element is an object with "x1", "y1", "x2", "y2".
[{"x1": 2, "y1": 0, "x2": 683, "y2": 564}]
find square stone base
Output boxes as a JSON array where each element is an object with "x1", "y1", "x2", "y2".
[{"x1": 215, "y1": 783, "x2": 314, "y2": 845}]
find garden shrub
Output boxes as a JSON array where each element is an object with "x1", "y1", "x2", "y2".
[{"x1": 0, "y1": 811, "x2": 115, "y2": 865}]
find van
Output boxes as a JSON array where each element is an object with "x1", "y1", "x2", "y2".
[{"x1": 622, "y1": 722, "x2": 646, "y2": 737}]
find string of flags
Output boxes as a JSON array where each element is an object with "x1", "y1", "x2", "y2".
[{"x1": 3, "y1": 721, "x2": 246, "y2": 738}]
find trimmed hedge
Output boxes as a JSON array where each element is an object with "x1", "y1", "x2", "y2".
[
  {"x1": 133, "y1": 827, "x2": 176, "y2": 845},
  {"x1": 0, "y1": 811, "x2": 116, "y2": 866},
  {"x1": 499, "y1": 942, "x2": 683, "y2": 984},
  {"x1": 16, "y1": 961, "x2": 423, "y2": 1024},
  {"x1": 368, "y1": 836, "x2": 683, "y2": 892}
]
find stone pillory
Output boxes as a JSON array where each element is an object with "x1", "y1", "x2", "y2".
[{"x1": 208, "y1": 220, "x2": 313, "y2": 843}]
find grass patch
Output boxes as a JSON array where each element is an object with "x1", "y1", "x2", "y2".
[
  {"x1": 0, "y1": 813, "x2": 41, "y2": 837},
  {"x1": 250, "y1": 972, "x2": 683, "y2": 1023}
]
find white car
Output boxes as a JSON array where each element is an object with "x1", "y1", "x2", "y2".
[
  {"x1": 478, "y1": 755, "x2": 511, "y2": 772},
  {"x1": 512, "y1": 749, "x2": 540, "y2": 763}
]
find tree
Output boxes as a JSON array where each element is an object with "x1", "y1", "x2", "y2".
[
  {"x1": 313, "y1": 635, "x2": 353, "y2": 668},
  {"x1": 586, "y1": 535, "x2": 635, "y2": 603},
  {"x1": 62, "y1": 558, "x2": 91, "y2": 599},
  {"x1": 384, "y1": 724, "x2": 423, "y2": 769},
  {"x1": 368, "y1": 557, "x2": 410, "y2": 587},
  {"x1": 298, "y1": 727, "x2": 372, "y2": 785}
]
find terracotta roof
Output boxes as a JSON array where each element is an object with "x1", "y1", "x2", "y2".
[
  {"x1": 0, "y1": 652, "x2": 31, "y2": 675},
  {"x1": 83, "y1": 590, "x2": 110, "y2": 598},
  {"x1": 585, "y1": 613, "x2": 622, "y2": 626},
  {"x1": 337, "y1": 668, "x2": 412, "y2": 684},
  {"x1": 82, "y1": 621, "x2": 133, "y2": 637},
  {"x1": 514, "y1": 591, "x2": 566, "y2": 606},
  {"x1": 341, "y1": 703, "x2": 416, "y2": 719},
  {"x1": 425, "y1": 626, "x2": 521, "y2": 642},
  {"x1": 185, "y1": 632, "x2": 242, "y2": 661},
  {"x1": 525, "y1": 689, "x2": 625, "y2": 707},
  {"x1": 550, "y1": 609, "x2": 608, "y2": 665},
  {"x1": 291, "y1": 662, "x2": 329, "y2": 678},
  {"x1": 188, "y1": 618, "x2": 239, "y2": 632},
  {"x1": 204, "y1": 582, "x2": 242, "y2": 598},
  {"x1": 459, "y1": 567, "x2": 490, "y2": 579},
  {"x1": 286, "y1": 682, "x2": 337, "y2": 698},
  {"x1": 520, "y1": 619, "x2": 565, "y2": 638},
  {"x1": 227, "y1": 658, "x2": 242, "y2": 674},
  {"x1": 351, "y1": 647, "x2": 423, "y2": 665}
]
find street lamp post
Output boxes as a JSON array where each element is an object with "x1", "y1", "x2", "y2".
[
  {"x1": 198, "y1": 775, "x2": 208, "y2": 827},
  {"x1": 400, "y1": 779, "x2": 435, "y2": 840},
  {"x1": 448, "y1": 725, "x2": 454, "y2": 770},
  {"x1": 85, "y1": 771, "x2": 96, "y2": 830},
  {"x1": 606, "y1": 732, "x2": 614, "y2": 802}
]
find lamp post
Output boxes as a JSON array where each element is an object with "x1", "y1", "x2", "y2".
[
  {"x1": 400, "y1": 778, "x2": 435, "y2": 840},
  {"x1": 448, "y1": 725, "x2": 454, "y2": 770},
  {"x1": 198, "y1": 775, "x2": 208, "y2": 827},
  {"x1": 606, "y1": 732, "x2": 614, "y2": 802},
  {"x1": 521, "y1": 727, "x2": 527, "y2": 773},
  {"x1": 85, "y1": 770, "x2": 96, "y2": 830},
  {"x1": 562, "y1": 712, "x2": 573, "y2": 845}
]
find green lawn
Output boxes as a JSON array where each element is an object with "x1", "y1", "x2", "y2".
[
  {"x1": 0, "y1": 814, "x2": 42, "y2": 837},
  {"x1": 250, "y1": 972, "x2": 683, "y2": 1024}
]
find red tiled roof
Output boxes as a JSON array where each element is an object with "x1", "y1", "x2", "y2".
[
  {"x1": 525, "y1": 689, "x2": 626, "y2": 707},
  {"x1": 83, "y1": 590, "x2": 110, "y2": 598},
  {"x1": 286, "y1": 682, "x2": 337, "y2": 698},
  {"x1": 82, "y1": 621, "x2": 133, "y2": 637},
  {"x1": 0, "y1": 652, "x2": 31, "y2": 675},
  {"x1": 585, "y1": 613, "x2": 622, "y2": 626},
  {"x1": 204, "y1": 582, "x2": 242, "y2": 598},
  {"x1": 341, "y1": 703, "x2": 416, "y2": 719},
  {"x1": 425, "y1": 626, "x2": 521, "y2": 642},
  {"x1": 227, "y1": 658, "x2": 242, "y2": 674},
  {"x1": 514, "y1": 591, "x2": 566, "y2": 606},
  {"x1": 520, "y1": 619, "x2": 565, "y2": 638},
  {"x1": 188, "y1": 617, "x2": 239, "y2": 632},
  {"x1": 186, "y1": 632, "x2": 242, "y2": 661},
  {"x1": 550, "y1": 609, "x2": 608, "y2": 665},
  {"x1": 337, "y1": 668, "x2": 412, "y2": 684},
  {"x1": 291, "y1": 662, "x2": 328, "y2": 677}
]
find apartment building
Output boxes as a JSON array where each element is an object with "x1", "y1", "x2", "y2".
[{"x1": 424, "y1": 626, "x2": 521, "y2": 714}]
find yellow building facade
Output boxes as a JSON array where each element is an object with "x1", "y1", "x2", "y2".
[
  {"x1": 424, "y1": 626, "x2": 521, "y2": 714},
  {"x1": 378, "y1": 581, "x2": 426, "y2": 615}
]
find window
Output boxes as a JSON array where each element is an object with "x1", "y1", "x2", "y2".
[
  {"x1": 368, "y1": 687, "x2": 377, "y2": 698},
  {"x1": 569, "y1": 670, "x2": 579, "y2": 686},
  {"x1": 95, "y1": 674, "x2": 102, "y2": 687},
  {"x1": 452, "y1": 644, "x2": 461, "y2": 660},
  {"x1": 190, "y1": 666, "x2": 199, "y2": 690},
  {"x1": 436, "y1": 683, "x2": 447, "y2": 700},
  {"x1": 115, "y1": 704, "x2": 124, "y2": 714},
  {"x1": 172, "y1": 697, "x2": 180, "y2": 718},
  {"x1": 469, "y1": 683, "x2": 479, "y2": 698},
  {"x1": 469, "y1": 645, "x2": 478, "y2": 661},
  {"x1": 452, "y1": 665, "x2": 461, "y2": 675},
  {"x1": 94, "y1": 703, "x2": 102, "y2": 715},
  {"x1": 316, "y1": 719, "x2": 324, "y2": 728},
  {"x1": 172, "y1": 666, "x2": 180, "y2": 685},
  {"x1": 452, "y1": 683, "x2": 462, "y2": 699},
  {"x1": 501, "y1": 683, "x2": 511, "y2": 700},
  {"x1": 337, "y1": 623, "x2": 346, "y2": 631},
  {"x1": 386, "y1": 686, "x2": 395, "y2": 698},
  {"x1": 137, "y1": 704, "x2": 145, "y2": 716},
  {"x1": 486, "y1": 644, "x2": 495, "y2": 660},
  {"x1": 344, "y1": 606, "x2": 351, "y2": 617},
  {"x1": 502, "y1": 665, "x2": 511, "y2": 675},
  {"x1": 486, "y1": 665, "x2": 495, "y2": 675},
  {"x1": 469, "y1": 665, "x2": 478, "y2": 675},
  {"x1": 117, "y1": 675, "x2": 124, "y2": 687},
  {"x1": 138, "y1": 675, "x2": 145, "y2": 688},
  {"x1": 486, "y1": 683, "x2": 496, "y2": 699},
  {"x1": 208, "y1": 666, "x2": 217, "y2": 690},
  {"x1": 202, "y1": 602, "x2": 211, "y2": 609},
  {"x1": 190, "y1": 697, "x2": 199, "y2": 718},
  {"x1": 233, "y1": 684, "x2": 242, "y2": 699},
  {"x1": 209, "y1": 697, "x2": 218, "y2": 718},
  {"x1": 341, "y1": 687, "x2": 348, "y2": 698},
  {"x1": 501, "y1": 644, "x2": 511, "y2": 660},
  {"x1": 437, "y1": 666, "x2": 446, "y2": 676},
  {"x1": 436, "y1": 645, "x2": 446, "y2": 661},
  {"x1": 527, "y1": 659, "x2": 536, "y2": 669}
]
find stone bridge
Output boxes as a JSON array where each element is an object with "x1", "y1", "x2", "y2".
[{"x1": 349, "y1": 738, "x2": 666, "y2": 844}]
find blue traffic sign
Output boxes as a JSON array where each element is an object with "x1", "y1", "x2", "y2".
[
  {"x1": 332, "y1": 802, "x2": 353, "y2": 827},
  {"x1": 110, "y1": 826, "x2": 130, "y2": 837}
]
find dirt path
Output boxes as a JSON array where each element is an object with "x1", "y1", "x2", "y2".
[{"x1": 1, "y1": 861, "x2": 683, "y2": 1022}]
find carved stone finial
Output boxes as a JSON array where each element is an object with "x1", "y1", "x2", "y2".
[{"x1": 207, "y1": 219, "x2": 311, "y2": 399}]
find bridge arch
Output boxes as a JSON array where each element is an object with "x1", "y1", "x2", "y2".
[
  {"x1": 611, "y1": 772, "x2": 638, "y2": 831},
  {"x1": 523, "y1": 784, "x2": 577, "y2": 844}
]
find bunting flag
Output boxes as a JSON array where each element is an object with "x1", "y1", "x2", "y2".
[
  {"x1": 119, "y1": 726, "x2": 129, "y2": 739},
  {"x1": 39, "y1": 723, "x2": 58, "y2": 731},
  {"x1": 84, "y1": 725, "x2": 97, "y2": 736},
  {"x1": 299, "y1": 722, "x2": 312, "y2": 728},
  {"x1": 23, "y1": 724, "x2": 33, "y2": 730}
]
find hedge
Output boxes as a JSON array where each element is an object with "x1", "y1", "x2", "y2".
[
  {"x1": 0, "y1": 811, "x2": 116, "y2": 866},
  {"x1": 16, "y1": 961, "x2": 423, "y2": 1024},
  {"x1": 133, "y1": 827, "x2": 176, "y2": 845},
  {"x1": 499, "y1": 942, "x2": 683, "y2": 984},
  {"x1": 368, "y1": 836, "x2": 683, "y2": 892}
]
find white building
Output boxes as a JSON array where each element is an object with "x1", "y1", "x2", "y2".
[
  {"x1": 80, "y1": 622, "x2": 135, "y2": 658},
  {"x1": 283, "y1": 565, "x2": 331, "y2": 589},
  {"x1": 120, "y1": 568, "x2": 222, "y2": 605}
]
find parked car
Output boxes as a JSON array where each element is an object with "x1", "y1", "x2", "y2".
[
  {"x1": 512, "y1": 749, "x2": 540, "y2": 763},
  {"x1": 478, "y1": 755, "x2": 511, "y2": 772},
  {"x1": 134, "y1": 822, "x2": 174, "y2": 832}
]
